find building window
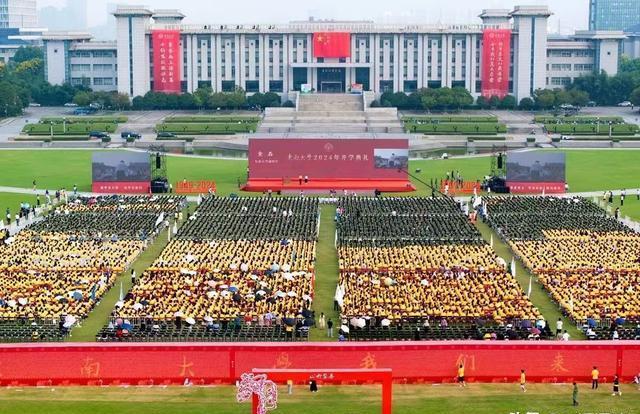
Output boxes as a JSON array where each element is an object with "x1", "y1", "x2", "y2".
[
  {"x1": 551, "y1": 64, "x2": 572, "y2": 71},
  {"x1": 379, "y1": 80, "x2": 394, "y2": 92},
  {"x1": 574, "y1": 64, "x2": 594, "y2": 71},
  {"x1": 70, "y1": 64, "x2": 91, "y2": 72},
  {"x1": 245, "y1": 80, "x2": 259, "y2": 92},
  {"x1": 550, "y1": 77, "x2": 572, "y2": 86},
  {"x1": 222, "y1": 80, "x2": 236, "y2": 92},
  {"x1": 403, "y1": 80, "x2": 417, "y2": 93},
  {"x1": 269, "y1": 80, "x2": 283, "y2": 92}
]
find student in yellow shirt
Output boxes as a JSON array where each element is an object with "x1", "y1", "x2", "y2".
[
  {"x1": 520, "y1": 369, "x2": 526, "y2": 392},
  {"x1": 591, "y1": 366, "x2": 599, "y2": 390},
  {"x1": 457, "y1": 364, "x2": 466, "y2": 387}
]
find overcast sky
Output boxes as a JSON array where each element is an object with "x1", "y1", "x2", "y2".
[{"x1": 37, "y1": 0, "x2": 590, "y2": 33}]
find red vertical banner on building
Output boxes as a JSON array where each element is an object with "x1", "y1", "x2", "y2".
[
  {"x1": 313, "y1": 32, "x2": 351, "y2": 58},
  {"x1": 481, "y1": 29, "x2": 511, "y2": 99},
  {"x1": 152, "y1": 30, "x2": 181, "y2": 93}
]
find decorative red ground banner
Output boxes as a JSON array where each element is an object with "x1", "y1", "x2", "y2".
[
  {"x1": 481, "y1": 29, "x2": 511, "y2": 98},
  {"x1": 92, "y1": 182, "x2": 151, "y2": 194},
  {"x1": 313, "y1": 32, "x2": 351, "y2": 58},
  {"x1": 175, "y1": 180, "x2": 217, "y2": 194},
  {"x1": 152, "y1": 30, "x2": 181, "y2": 93},
  {"x1": 507, "y1": 182, "x2": 566, "y2": 194},
  {"x1": 0, "y1": 341, "x2": 638, "y2": 386}
]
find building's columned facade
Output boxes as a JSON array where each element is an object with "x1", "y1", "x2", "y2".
[{"x1": 42, "y1": 5, "x2": 626, "y2": 102}]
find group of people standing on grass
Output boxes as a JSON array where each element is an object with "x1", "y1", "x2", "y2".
[{"x1": 454, "y1": 363, "x2": 632, "y2": 406}]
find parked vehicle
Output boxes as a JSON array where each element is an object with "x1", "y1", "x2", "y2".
[
  {"x1": 64, "y1": 103, "x2": 78, "y2": 107},
  {"x1": 617, "y1": 101, "x2": 632, "y2": 107},
  {"x1": 121, "y1": 131, "x2": 141, "y2": 139},
  {"x1": 157, "y1": 131, "x2": 176, "y2": 138},
  {"x1": 28, "y1": 103, "x2": 41, "y2": 107},
  {"x1": 89, "y1": 131, "x2": 109, "y2": 139}
]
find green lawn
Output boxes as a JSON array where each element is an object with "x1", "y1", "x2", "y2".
[
  {"x1": 0, "y1": 191, "x2": 41, "y2": 220},
  {"x1": 0, "y1": 384, "x2": 637, "y2": 414},
  {"x1": 0, "y1": 149, "x2": 638, "y2": 198}
]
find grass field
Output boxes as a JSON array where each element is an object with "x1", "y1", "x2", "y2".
[
  {"x1": 0, "y1": 384, "x2": 637, "y2": 414},
  {"x1": 0, "y1": 192, "x2": 40, "y2": 218},
  {"x1": 0, "y1": 150, "x2": 639, "y2": 197}
]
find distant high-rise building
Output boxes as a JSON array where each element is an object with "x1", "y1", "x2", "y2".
[
  {"x1": 0, "y1": 0, "x2": 38, "y2": 29},
  {"x1": 589, "y1": 0, "x2": 640, "y2": 31}
]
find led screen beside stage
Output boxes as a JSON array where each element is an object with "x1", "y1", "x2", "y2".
[
  {"x1": 506, "y1": 152, "x2": 566, "y2": 194},
  {"x1": 92, "y1": 152, "x2": 151, "y2": 193},
  {"x1": 248, "y1": 138, "x2": 409, "y2": 180}
]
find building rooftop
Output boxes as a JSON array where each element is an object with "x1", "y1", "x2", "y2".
[
  {"x1": 41, "y1": 31, "x2": 92, "y2": 41},
  {"x1": 113, "y1": 6, "x2": 153, "y2": 17},
  {"x1": 510, "y1": 5, "x2": 552, "y2": 17}
]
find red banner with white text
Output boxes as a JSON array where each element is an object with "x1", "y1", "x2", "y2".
[
  {"x1": 481, "y1": 29, "x2": 511, "y2": 99},
  {"x1": 92, "y1": 182, "x2": 151, "y2": 194},
  {"x1": 0, "y1": 342, "x2": 638, "y2": 386},
  {"x1": 152, "y1": 30, "x2": 181, "y2": 93},
  {"x1": 313, "y1": 32, "x2": 351, "y2": 58}
]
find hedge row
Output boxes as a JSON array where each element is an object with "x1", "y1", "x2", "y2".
[
  {"x1": 155, "y1": 122, "x2": 257, "y2": 135},
  {"x1": 14, "y1": 136, "x2": 90, "y2": 142},
  {"x1": 402, "y1": 115, "x2": 499, "y2": 123},
  {"x1": 467, "y1": 136, "x2": 507, "y2": 141},
  {"x1": 534, "y1": 115, "x2": 624, "y2": 124},
  {"x1": 39, "y1": 116, "x2": 128, "y2": 124},
  {"x1": 544, "y1": 123, "x2": 639, "y2": 135},
  {"x1": 22, "y1": 123, "x2": 117, "y2": 136},
  {"x1": 405, "y1": 123, "x2": 507, "y2": 135},
  {"x1": 163, "y1": 115, "x2": 261, "y2": 123}
]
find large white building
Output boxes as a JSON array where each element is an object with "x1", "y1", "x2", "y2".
[
  {"x1": 0, "y1": 0, "x2": 37, "y2": 29},
  {"x1": 42, "y1": 5, "x2": 626, "y2": 102}
]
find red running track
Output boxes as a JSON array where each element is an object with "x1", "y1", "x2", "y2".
[{"x1": 0, "y1": 341, "x2": 638, "y2": 386}]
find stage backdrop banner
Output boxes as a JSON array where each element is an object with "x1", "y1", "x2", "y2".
[
  {"x1": 313, "y1": 32, "x2": 351, "y2": 58},
  {"x1": 481, "y1": 29, "x2": 511, "y2": 99},
  {"x1": 92, "y1": 152, "x2": 151, "y2": 194},
  {"x1": 152, "y1": 30, "x2": 181, "y2": 93},
  {"x1": 248, "y1": 138, "x2": 409, "y2": 180}
]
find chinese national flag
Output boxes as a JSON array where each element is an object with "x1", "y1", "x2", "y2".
[{"x1": 313, "y1": 32, "x2": 351, "y2": 58}]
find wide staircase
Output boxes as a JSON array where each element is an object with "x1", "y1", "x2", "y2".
[{"x1": 259, "y1": 93, "x2": 404, "y2": 134}]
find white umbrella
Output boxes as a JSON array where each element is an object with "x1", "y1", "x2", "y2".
[
  {"x1": 185, "y1": 317, "x2": 196, "y2": 325},
  {"x1": 174, "y1": 311, "x2": 184, "y2": 317},
  {"x1": 18, "y1": 298, "x2": 27, "y2": 306},
  {"x1": 133, "y1": 303, "x2": 144, "y2": 311},
  {"x1": 420, "y1": 279, "x2": 429, "y2": 286},
  {"x1": 350, "y1": 317, "x2": 359, "y2": 327},
  {"x1": 7, "y1": 300, "x2": 16, "y2": 308},
  {"x1": 256, "y1": 290, "x2": 266, "y2": 296},
  {"x1": 276, "y1": 291, "x2": 286, "y2": 298},
  {"x1": 356, "y1": 318, "x2": 366, "y2": 328},
  {"x1": 381, "y1": 318, "x2": 391, "y2": 327},
  {"x1": 340, "y1": 325, "x2": 350, "y2": 333},
  {"x1": 206, "y1": 291, "x2": 218, "y2": 298},
  {"x1": 203, "y1": 316, "x2": 214, "y2": 322},
  {"x1": 282, "y1": 264, "x2": 291, "y2": 272},
  {"x1": 283, "y1": 273, "x2": 294, "y2": 281},
  {"x1": 302, "y1": 294, "x2": 312, "y2": 302},
  {"x1": 287, "y1": 291, "x2": 297, "y2": 297}
]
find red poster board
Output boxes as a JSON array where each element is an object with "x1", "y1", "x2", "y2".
[
  {"x1": 313, "y1": 32, "x2": 351, "y2": 58},
  {"x1": 481, "y1": 29, "x2": 511, "y2": 99},
  {"x1": 92, "y1": 182, "x2": 151, "y2": 194},
  {"x1": 152, "y1": 30, "x2": 181, "y2": 93}
]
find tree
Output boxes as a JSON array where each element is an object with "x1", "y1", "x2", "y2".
[
  {"x1": 73, "y1": 91, "x2": 92, "y2": 107},
  {"x1": 0, "y1": 81, "x2": 25, "y2": 116},
  {"x1": 488, "y1": 95, "x2": 501, "y2": 109},
  {"x1": 518, "y1": 97, "x2": 534, "y2": 110},
  {"x1": 619, "y1": 56, "x2": 640, "y2": 73},
  {"x1": 476, "y1": 96, "x2": 490, "y2": 109},
  {"x1": 568, "y1": 89, "x2": 589, "y2": 107},
  {"x1": 11, "y1": 46, "x2": 43, "y2": 64},
  {"x1": 533, "y1": 89, "x2": 556, "y2": 109},
  {"x1": 630, "y1": 86, "x2": 640, "y2": 107},
  {"x1": 499, "y1": 95, "x2": 517, "y2": 110},
  {"x1": 451, "y1": 87, "x2": 473, "y2": 108}
]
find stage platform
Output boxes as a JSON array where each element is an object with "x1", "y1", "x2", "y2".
[{"x1": 242, "y1": 178, "x2": 416, "y2": 193}]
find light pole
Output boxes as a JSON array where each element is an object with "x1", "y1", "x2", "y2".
[
  {"x1": 50, "y1": 121, "x2": 54, "y2": 138},
  {"x1": 63, "y1": 117, "x2": 67, "y2": 134}
]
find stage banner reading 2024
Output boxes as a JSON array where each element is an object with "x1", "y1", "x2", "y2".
[
  {"x1": 481, "y1": 29, "x2": 511, "y2": 99},
  {"x1": 152, "y1": 30, "x2": 181, "y2": 93}
]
